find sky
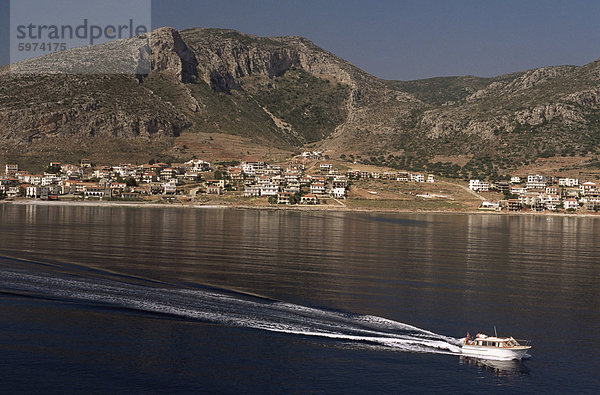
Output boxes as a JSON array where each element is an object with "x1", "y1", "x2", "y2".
[{"x1": 1, "y1": 0, "x2": 599, "y2": 81}]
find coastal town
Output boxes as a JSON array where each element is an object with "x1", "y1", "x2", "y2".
[{"x1": 1, "y1": 152, "x2": 599, "y2": 213}]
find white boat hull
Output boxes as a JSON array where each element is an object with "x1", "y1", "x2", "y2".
[{"x1": 460, "y1": 344, "x2": 530, "y2": 360}]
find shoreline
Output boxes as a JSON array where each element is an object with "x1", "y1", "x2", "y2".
[{"x1": 3, "y1": 198, "x2": 600, "y2": 218}]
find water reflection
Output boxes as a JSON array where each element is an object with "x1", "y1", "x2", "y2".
[{"x1": 459, "y1": 355, "x2": 530, "y2": 376}]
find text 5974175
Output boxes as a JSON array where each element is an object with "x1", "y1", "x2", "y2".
[{"x1": 17, "y1": 42, "x2": 67, "y2": 52}]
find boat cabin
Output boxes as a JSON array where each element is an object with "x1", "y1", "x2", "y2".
[{"x1": 467, "y1": 335, "x2": 521, "y2": 348}]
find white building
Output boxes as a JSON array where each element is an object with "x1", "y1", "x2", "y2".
[
  {"x1": 319, "y1": 163, "x2": 333, "y2": 172},
  {"x1": 42, "y1": 174, "x2": 61, "y2": 186},
  {"x1": 479, "y1": 201, "x2": 500, "y2": 211},
  {"x1": 581, "y1": 182, "x2": 598, "y2": 194},
  {"x1": 61, "y1": 164, "x2": 83, "y2": 179},
  {"x1": 526, "y1": 180, "x2": 547, "y2": 190},
  {"x1": 396, "y1": 173, "x2": 410, "y2": 182},
  {"x1": 310, "y1": 182, "x2": 326, "y2": 195},
  {"x1": 527, "y1": 174, "x2": 546, "y2": 183},
  {"x1": 519, "y1": 193, "x2": 542, "y2": 207},
  {"x1": 563, "y1": 199, "x2": 579, "y2": 210},
  {"x1": 543, "y1": 194, "x2": 561, "y2": 211},
  {"x1": 301, "y1": 151, "x2": 321, "y2": 158},
  {"x1": 411, "y1": 173, "x2": 425, "y2": 183},
  {"x1": 92, "y1": 168, "x2": 111, "y2": 179},
  {"x1": 260, "y1": 184, "x2": 279, "y2": 196},
  {"x1": 6, "y1": 186, "x2": 21, "y2": 198},
  {"x1": 510, "y1": 186, "x2": 526, "y2": 195},
  {"x1": 469, "y1": 179, "x2": 489, "y2": 192},
  {"x1": 244, "y1": 185, "x2": 260, "y2": 197},
  {"x1": 28, "y1": 175, "x2": 43, "y2": 185},
  {"x1": 558, "y1": 178, "x2": 579, "y2": 187},
  {"x1": 242, "y1": 161, "x2": 266, "y2": 176},
  {"x1": 510, "y1": 176, "x2": 521, "y2": 184},
  {"x1": 284, "y1": 181, "x2": 301, "y2": 194},
  {"x1": 255, "y1": 175, "x2": 271, "y2": 186},
  {"x1": 5, "y1": 164, "x2": 18, "y2": 176},
  {"x1": 163, "y1": 180, "x2": 177, "y2": 194},
  {"x1": 26, "y1": 185, "x2": 49, "y2": 199},
  {"x1": 84, "y1": 187, "x2": 106, "y2": 199},
  {"x1": 331, "y1": 187, "x2": 346, "y2": 198},
  {"x1": 582, "y1": 196, "x2": 600, "y2": 210},
  {"x1": 113, "y1": 164, "x2": 137, "y2": 178},
  {"x1": 185, "y1": 159, "x2": 211, "y2": 173}
]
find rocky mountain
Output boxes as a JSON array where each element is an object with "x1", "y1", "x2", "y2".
[{"x1": 1, "y1": 26, "x2": 599, "y2": 175}]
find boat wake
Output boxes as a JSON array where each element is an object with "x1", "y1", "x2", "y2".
[{"x1": 0, "y1": 257, "x2": 462, "y2": 356}]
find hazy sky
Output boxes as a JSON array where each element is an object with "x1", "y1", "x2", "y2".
[{"x1": 1, "y1": 0, "x2": 599, "y2": 80}]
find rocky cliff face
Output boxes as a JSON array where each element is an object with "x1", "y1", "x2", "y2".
[
  {"x1": 0, "y1": 74, "x2": 190, "y2": 138},
  {"x1": 149, "y1": 27, "x2": 198, "y2": 83},
  {"x1": 180, "y1": 29, "x2": 359, "y2": 91}
]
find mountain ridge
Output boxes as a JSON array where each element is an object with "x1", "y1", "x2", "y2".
[{"x1": 1, "y1": 26, "x2": 599, "y2": 177}]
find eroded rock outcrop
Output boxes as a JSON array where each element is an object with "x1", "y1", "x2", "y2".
[{"x1": 148, "y1": 27, "x2": 198, "y2": 83}]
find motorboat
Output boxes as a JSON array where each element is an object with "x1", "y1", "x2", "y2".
[{"x1": 459, "y1": 332, "x2": 531, "y2": 360}]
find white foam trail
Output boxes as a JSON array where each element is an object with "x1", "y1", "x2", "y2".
[{"x1": 0, "y1": 267, "x2": 463, "y2": 356}]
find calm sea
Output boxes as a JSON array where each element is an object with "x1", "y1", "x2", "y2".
[{"x1": 0, "y1": 204, "x2": 599, "y2": 393}]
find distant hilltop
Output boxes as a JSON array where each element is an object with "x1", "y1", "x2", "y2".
[{"x1": 1, "y1": 26, "x2": 599, "y2": 178}]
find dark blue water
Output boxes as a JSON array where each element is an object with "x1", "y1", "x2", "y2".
[{"x1": 1, "y1": 204, "x2": 599, "y2": 393}]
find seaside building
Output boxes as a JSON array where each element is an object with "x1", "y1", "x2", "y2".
[
  {"x1": 300, "y1": 193, "x2": 318, "y2": 205},
  {"x1": 26, "y1": 185, "x2": 49, "y2": 200},
  {"x1": 563, "y1": 199, "x2": 579, "y2": 210},
  {"x1": 277, "y1": 192, "x2": 294, "y2": 204},
  {"x1": 508, "y1": 199, "x2": 522, "y2": 211},
  {"x1": 163, "y1": 180, "x2": 177, "y2": 194},
  {"x1": 206, "y1": 185, "x2": 223, "y2": 195},
  {"x1": 479, "y1": 201, "x2": 500, "y2": 211}
]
